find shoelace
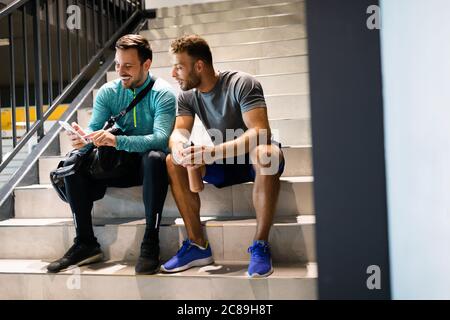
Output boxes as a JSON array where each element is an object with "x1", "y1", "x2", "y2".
[
  {"x1": 176, "y1": 240, "x2": 193, "y2": 256},
  {"x1": 248, "y1": 243, "x2": 269, "y2": 258}
]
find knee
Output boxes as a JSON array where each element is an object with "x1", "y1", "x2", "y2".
[
  {"x1": 250, "y1": 144, "x2": 283, "y2": 172},
  {"x1": 166, "y1": 153, "x2": 174, "y2": 171},
  {"x1": 62, "y1": 158, "x2": 83, "y2": 179},
  {"x1": 166, "y1": 153, "x2": 183, "y2": 172},
  {"x1": 142, "y1": 150, "x2": 166, "y2": 169}
]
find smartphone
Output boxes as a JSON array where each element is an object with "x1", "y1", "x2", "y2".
[{"x1": 58, "y1": 121, "x2": 88, "y2": 143}]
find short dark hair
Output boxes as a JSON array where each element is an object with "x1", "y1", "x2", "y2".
[
  {"x1": 115, "y1": 34, "x2": 153, "y2": 64},
  {"x1": 170, "y1": 34, "x2": 213, "y2": 66}
]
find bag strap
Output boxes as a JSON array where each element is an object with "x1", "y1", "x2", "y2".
[{"x1": 103, "y1": 75, "x2": 157, "y2": 130}]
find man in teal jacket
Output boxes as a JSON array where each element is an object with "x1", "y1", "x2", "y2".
[{"x1": 47, "y1": 34, "x2": 176, "y2": 275}]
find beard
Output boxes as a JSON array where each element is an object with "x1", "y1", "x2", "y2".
[
  {"x1": 180, "y1": 69, "x2": 201, "y2": 91},
  {"x1": 121, "y1": 67, "x2": 146, "y2": 89}
]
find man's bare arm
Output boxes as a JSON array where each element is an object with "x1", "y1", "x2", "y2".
[
  {"x1": 213, "y1": 106, "x2": 271, "y2": 159},
  {"x1": 169, "y1": 115, "x2": 195, "y2": 164}
]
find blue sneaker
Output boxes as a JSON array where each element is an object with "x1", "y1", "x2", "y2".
[
  {"x1": 247, "y1": 240, "x2": 274, "y2": 278},
  {"x1": 160, "y1": 239, "x2": 214, "y2": 273}
]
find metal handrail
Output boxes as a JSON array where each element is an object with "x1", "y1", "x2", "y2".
[
  {"x1": 0, "y1": 0, "x2": 29, "y2": 18},
  {"x1": 0, "y1": 53, "x2": 116, "y2": 210},
  {"x1": 0, "y1": 9, "x2": 143, "y2": 173},
  {"x1": 0, "y1": 0, "x2": 146, "y2": 211},
  {"x1": 0, "y1": 0, "x2": 144, "y2": 169}
]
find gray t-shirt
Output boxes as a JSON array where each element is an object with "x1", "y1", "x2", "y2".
[{"x1": 177, "y1": 70, "x2": 266, "y2": 144}]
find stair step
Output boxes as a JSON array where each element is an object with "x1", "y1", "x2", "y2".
[
  {"x1": 59, "y1": 131, "x2": 72, "y2": 156},
  {"x1": 152, "y1": 38, "x2": 307, "y2": 68},
  {"x1": 0, "y1": 166, "x2": 20, "y2": 175},
  {"x1": 145, "y1": 14, "x2": 303, "y2": 40},
  {"x1": 0, "y1": 216, "x2": 316, "y2": 263},
  {"x1": 149, "y1": 1, "x2": 304, "y2": 28},
  {"x1": 141, "y1": 24, "x2": 306, "y2": 51},
  {"x1": 152, "y1": 0, "x2": 303, "y2": 18},
  {"x1": 15, "y1": 176, "x2": 314, "y2": 218},
  {"x1": 258, "y1": 73, "x2": 309, "y2": 95},
  {"x1": 107, "y1": 72, "x2": 309, "y2": 96},
  {"x1": 0, "y1": 259, "x2": 317, "y2": 299},
  {"x1": 0, "y1": 148, "x2": 29, "y2": 157},
  {"x1": 270, "y1": 118, "x2": 311, "y2": 145},
  {"x1": 266, "y1": 94, "x2": 310, "y2": 119}
]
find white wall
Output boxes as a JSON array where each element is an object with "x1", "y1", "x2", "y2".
[
  {"x1": 381, "y1": 0, "x2": 450, "y2": 299},
  {"x1": 146, "y1": 0, "x2": 225, "y2": 10}
]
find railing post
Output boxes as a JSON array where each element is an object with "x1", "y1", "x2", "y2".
[
  {"x1": 106, "y1": 0, "x2": 110, "y2": 40},
  {"x1": 120, "y1": 0, "x2": 124, "y2": 25},
  {"x1": 33, "y1": 0, "x2": 44, "y2": 140},
  {"x1": 23, "y1": 6, "x2": 31, "y2": 132},
  {"x1": 9, "y1": 14, "x2": 17, "y2": 147},
  {"x1": 45, "y1": 0, "x2": 53, "y2": 106},
  {"x1": 66, "y1": 0, "x2": 73, "y2": 80},
  {"x1": 99, "y1": 0, "x2": 104, "y2": 47},
  {"x1": 113, "y1": 0, "x2": 117, "y2": 31},
  {"x1": 92, "y1": 0, "x2": 97, "y2": 51},
  {"x1": 84, "y1": 0, "x2": 89, "y2": 62},
  {"x1": 76, "y1": 0, "x2": 81, "y2": 73},
  {"x1": 56, "y1": 0, "x2": 63, "y2": 94}
]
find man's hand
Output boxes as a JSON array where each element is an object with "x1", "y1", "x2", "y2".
[
  {"x1": 68, "y1": 122, "x2": 88, "y2": 149},
  {"x1": 84, "y1": 130, "x2": 117, "y2": 147},
  {"x1": 171, "y1": 141, "x2": 185, "y2": 165},
  {"x1": 180, "y1": 145, "x2": 216, "y2": 168}
]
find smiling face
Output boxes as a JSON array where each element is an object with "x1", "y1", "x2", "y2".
[
  {"x1": 171, "y1": 51, "x2": 202, "y2": 91},
  {"x1": 115, "y1": 48, "x2": 151, "y2": 89}
]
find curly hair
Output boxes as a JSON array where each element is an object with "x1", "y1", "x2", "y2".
[{"x1": 170, "y1": 34, "x2": 213, "y2": 65}]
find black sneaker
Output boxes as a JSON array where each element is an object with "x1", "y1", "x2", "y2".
[
  {"x1": 135, "y1": 242, "x2": 160, "y2": 275},
  {"x1": 47, "y1": 239, "x2": 104, "y2": 273}
]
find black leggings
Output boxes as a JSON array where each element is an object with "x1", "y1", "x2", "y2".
[{"x1": 64, "y1": 150, "x2": 168, "y2": 245}]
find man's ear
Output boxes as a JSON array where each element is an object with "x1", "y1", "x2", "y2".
[
  {"x1": 195, "y1": 60, "x2": 204, "y2": 73},
  {"x1": 143, "y1": 58, "x2": 152, "y2": 71}
]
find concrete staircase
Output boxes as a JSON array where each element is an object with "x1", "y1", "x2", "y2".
[{"x1": 0, "y1": 0, "x2": 316, "y2": 299}]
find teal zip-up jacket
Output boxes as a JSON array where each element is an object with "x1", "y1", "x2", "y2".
[{"x1": 87, "y1": 72, "x2": 176, "y2": 153}]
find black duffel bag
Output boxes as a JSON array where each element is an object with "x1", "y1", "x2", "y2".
[{"x1": 86, "y1": 127, "x2": 141, "y2": 180}]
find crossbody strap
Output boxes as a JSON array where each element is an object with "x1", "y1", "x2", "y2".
[{"x1": 103, "y1": 75, "x2": 157, "y2": 130}]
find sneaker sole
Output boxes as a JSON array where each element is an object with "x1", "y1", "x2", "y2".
[
  {"x1": 77, "y1": 252, "x2": 104, "y2": 267},
  {"x1": 160, "y1": 256, "x2": 214, "y2": 273},
  {"x1": 246, "y1": 267, "x2": 274, "y2": 278},
  {"x1": 49, "y1": 253, "x2": 104, "y2": 273}
]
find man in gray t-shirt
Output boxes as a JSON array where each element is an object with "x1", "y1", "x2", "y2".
[
  {"x1": 177, "y1": 70, "x2": 267, "y2": 140},
  {"x1": 162, "y1": 35, "x2": 285, "y2": 278}
]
